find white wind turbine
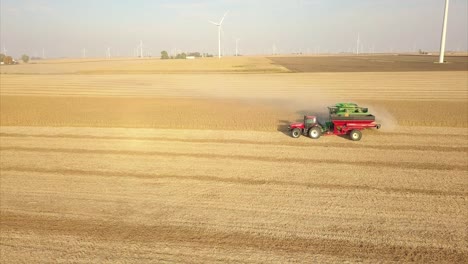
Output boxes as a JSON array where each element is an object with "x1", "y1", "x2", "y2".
[
  {"x1": 138, "y1": 40, "x2": 144, "y2": 58},
  {"x1": 234, "y1": 38, "x2": 240, "y2": 56},
  {"x1": 356, "y1": 33, "x2": 360, "y2": 55},
  {"x1": 209, "y1": 12, "x2": 228, "y2": 59},
  {"x1": 439, "y1": 0, "x2": 450, "y2": 63},
  {"x1": 106, "y1": 47, "x2": 111, "y2": 59}
]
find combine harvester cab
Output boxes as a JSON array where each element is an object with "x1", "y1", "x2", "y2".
[{"x1": 289, "y1": 103, "x2": 381, "y2": 141}]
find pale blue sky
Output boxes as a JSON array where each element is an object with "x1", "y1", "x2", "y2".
[{"x1": 1, "y1": 0, "x2": 467, "y2": 58}]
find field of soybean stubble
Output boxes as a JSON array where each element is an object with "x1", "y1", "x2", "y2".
[{"x1": 1, "y1": 56, "x2": 467, "y2": 263}]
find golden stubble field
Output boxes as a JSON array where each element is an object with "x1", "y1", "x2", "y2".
[{"x1": 1, "y1": 56, "x2": 467, "y2": 263}]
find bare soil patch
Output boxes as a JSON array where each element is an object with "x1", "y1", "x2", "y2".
[{"x1": 270, "y1": 55, "x2": 468, "y2": 72}]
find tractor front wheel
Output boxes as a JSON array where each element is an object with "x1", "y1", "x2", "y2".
[
  {"x1": 291, "y1": 128, "x2": 301, "y2": 138},
  {"x1": 349, "y1": 130, "x2": 362, "y2": 141},
  {"x1": 308, "y1": 127, "x2": 321, "y2": 139}
]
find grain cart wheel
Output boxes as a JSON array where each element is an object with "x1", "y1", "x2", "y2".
[
  {"x1": 291, "y1": 128, "x2": 301, "y2": 138},
  {"x1": 350, "y1": 130, "x2": 362, "y2": 141},
  {"x1": 308, "y1": 127, "x2": 321, "y2": 139}
]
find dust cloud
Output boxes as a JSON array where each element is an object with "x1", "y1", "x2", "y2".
[{"x1": 358, "y1": 102, "x2": 398, "y2": 132}]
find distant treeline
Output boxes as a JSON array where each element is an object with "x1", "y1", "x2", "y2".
[
  {"x1": 1, "y1": 53, "x2": 30, "y2": 64},
  {"x1": 160, "y1": 51, "x2": 213, "y2": 60}
]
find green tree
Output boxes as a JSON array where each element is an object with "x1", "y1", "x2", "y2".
[
  {"x1": 175, "y1": 53, "x2": 187, "y2": 59},
  {"x1": 188, "y1": 52, "x2": 201, "y2": 57},
  {"x1": 4, "y1": 56, "x2": 13, "y2": 65},
  {"x1": 21, "y1": 54, "x2": 30, "y2": 63},
  {"x1": 0, "y1": 53, "x2": 5, "y2": 63},
  {"x1": 161, "y1": 50, "x2": 169, "y2": 60}
]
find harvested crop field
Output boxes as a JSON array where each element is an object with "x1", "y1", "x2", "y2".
[
  {"x1": 1, "y1": 56, "x2": 467, "y2": 263},
  {"x1": 0, "y1": 56, "x2": 289, "y2": 75}
]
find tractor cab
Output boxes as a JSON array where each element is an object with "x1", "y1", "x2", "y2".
[
  {"x1": 304, "y1": 115, "x2": 317, "y2": 129},
  {"x1": 289, "y1": 115, "x2": 317, "y2": 131},
  {"x1": 302, "y1": 115, "x2": 334, "y2": 132},
  {"x1": 288, "y1": 115, "x2": 318, "y2": 138}
]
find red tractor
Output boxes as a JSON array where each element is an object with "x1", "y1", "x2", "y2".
[{"x1": 288, "y1": 103, "x2": 381, "y2": 141}]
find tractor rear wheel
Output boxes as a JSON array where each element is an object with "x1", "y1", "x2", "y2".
[
  {"x1": 291, "y1": 128, "x2": 301, "y2": 138},
  {"x1": 350, "y1": 130, "x2": 362, "y2": 141},
  {"x1": 308, "y1": 127, "x2": 321, "y2": 139}
]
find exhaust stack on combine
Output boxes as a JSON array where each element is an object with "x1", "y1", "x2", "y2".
[{"x1": 288, "y1": 103, "x2": 381, "y2": 141}]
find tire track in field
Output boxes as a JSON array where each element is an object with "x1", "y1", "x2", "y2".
[
  {"x1": 2, "y1": 146, "x2": 466, "y2": 171},
  {"x1": 3, "y1": 211, "x2": 466, "y2": 263},
  {"x1": 2, "y1": 166, "x2": 465, "y2": 197},
  {"x1": 1, "y1": 133, "x2": 467, "y2": 152}
]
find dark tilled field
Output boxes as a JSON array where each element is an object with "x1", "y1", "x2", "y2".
[{"x1": 269, "y1": 55, "x2": 468, "y2": 72}]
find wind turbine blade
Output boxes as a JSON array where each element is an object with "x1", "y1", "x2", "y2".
[
  {"x1": 219, "y1": 11, "x2": 228, "y2": 25},
  {"x1": 209, "y1": 21, "x2": 219, "y2": 26}
]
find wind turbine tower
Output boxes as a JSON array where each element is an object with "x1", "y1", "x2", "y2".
[
  {"x1": 235, "y1": 38, "x2": 240, "y2": 56},
  {"x1": 439, "y1": 0, "x2": 450, "y2": 63},
  {"x1": 140, "y1": 40, "x2": 143, "y2": 58},
  {"x1": 106, "y1": 47, "x2": 111, "y2": 59},
  {"x1": 356, "y1": 34, "x2": 360, "y2": 55},
  {"x1": 209, "y1": 12, "x2": 228, "y2": 59}
]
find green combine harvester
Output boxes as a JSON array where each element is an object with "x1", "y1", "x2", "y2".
[{"x1": 328, "y1": 103, "x2": 376, "y2": 121}]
